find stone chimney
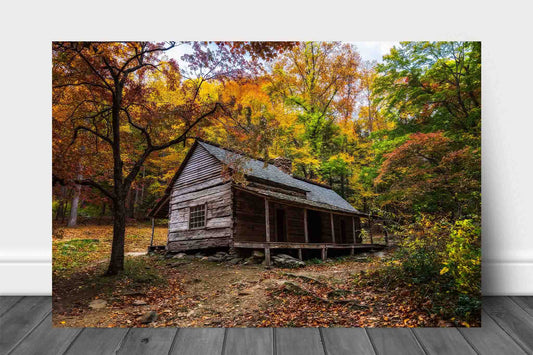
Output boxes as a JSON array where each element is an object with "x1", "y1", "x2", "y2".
[{"x1": 272, "y1": 157, "x2": 292, "y2": 175}]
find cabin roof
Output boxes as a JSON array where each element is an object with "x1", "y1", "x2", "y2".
[
  {"x1": 197, "y1": 141, "x2": 361, "y2": 214},
  {"x1": 148, "y1": 139, "x2": 364, "y2": 218}
]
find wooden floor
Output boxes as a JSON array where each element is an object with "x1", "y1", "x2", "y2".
[{"x1": 1, "y1": 297, "x2": 532, "y2": 354}]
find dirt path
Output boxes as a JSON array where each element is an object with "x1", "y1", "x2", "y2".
[{"x1": 53, "y1": 255, "x2": 384, "y2": 327}]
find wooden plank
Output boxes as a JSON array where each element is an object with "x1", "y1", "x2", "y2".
[
  {"x1": 116, "y1": 328, "x2": 178, "y2": 355},
  {"x1": 484, "y1": 296, "x2": 533, "y2": 353},
  {"x1": 265, "y1": 247, "x2": 271, "y2": 267},
  {"x1": 321, "y1": 247, "x2": 327, "y2": 260},
  {"x1": 169, "y1": 328, "x2": 224, "y2": 355},
  {"x1": 168, "y1": 228, "x2": 232, "y2": 241},
  {"x1": 174, "y1": 177, "x2": 225, "y2": 196},
  {"x1": 64, "y1": 328, "x2": 129, "y2": 355},
  {"x1": 232, "y1": 241, "x2": 385, "y2": 249},
  {"x1": 413, "y1": 328, "x2": 476, "y2": 355},
  {"x1": 9, "y1": 313, "x2": 81, "y2": 355},
  {"x1": 224, "y1": 328, "x2": 273, "y2": 355},
  {"x1": 459, "y1": 310, "x2": 528, "y2": 355},
  {"x1": 366, "y1": 328, "x2": 425, "y2": 355},
  {"x1": 510, "y1": 296, "x2": 533, "y2": 317},
  {"x1": 172, "y1": 183, "x2": 231, "y2": 204},
  {"x1": 206, "y1": 216, "x2": 232, "y2": 229},
  {"x1": 265, "y1": 198, "x2": 270, "y2": 242},
  {"x1": 352, "y1": 216, "x2": 356, "y2": 244},
  {"x1": 304, "y1": 208, "x2": 309, "y2": 243},
  {"x1": 0, "y1": 297, "x2": 50, "y2": 354},
  {"x1": 275, "y1": 328, "x2": 324, "y2": 355},
  {"x1": 167, "y1": 237, "x2": 229, "y2": 251},
  {"x1": 0, "y1": 296, "x2": 22, "y2": 317},
  {"x1": 321, "y1": 328, "x2": 375, "y2": 355},
  {"x1": 173, "y1": 144, "x2": 222, "y2": 189}
]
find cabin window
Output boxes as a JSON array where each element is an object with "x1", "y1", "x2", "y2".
[{"x1": 189, "y1": 204, "x2": 206, "y2": 229}]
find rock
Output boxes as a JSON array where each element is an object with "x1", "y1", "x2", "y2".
[
  {"x1": 207, "y1": 256, "x2": 223, "y2": 262},
  {"x1": 184, "y1": 255, "x2": 196, "y2": 260},
  {"x1": 140, "y1": 311, "x2": 158, "y2": 324},
  {"x1": 252, "y1": 250, "x2": 264, "y2": 258},
  {"x1": 194, "y1": 252, "x2": 205, "y2": 258},
  {"x1": 228, "y1": 257, "x2": 243, "y2": 265},
  {"x1": 133, "y1": 300, "x2": 147, "y2": 306},
  {"x1": 89, "y1": 299, "x2": 107, "y2": 309},
  {"x1": 272, "y1": 254, "x2": 305, "y2": 268},
  {"x1": 275, "y1": 253, "x2": 294, "y2": 260},
  {"x1": 173, "y1": 253, "x2": 187, "y2": 259},
  {"x1": 169, "y1": 259, "x2": 192, "y2": 267},
  {"x1": 243, "y1": 256, "x2": 259, "y2": 265},
  {"x1": 375, "y1": 251, "x2": 386, "y2": 259}
]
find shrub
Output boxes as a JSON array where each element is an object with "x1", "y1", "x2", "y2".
[{"x1": 442, "y1": 219, "x2": 481, "y2": 296}]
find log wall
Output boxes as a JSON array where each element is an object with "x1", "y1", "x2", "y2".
[
  {"x1": 167, "y1": 144, "x2": 232, "y2": 252},
  {"x1": 233, "y1": 188, "x2": 267, "y2": 242}
]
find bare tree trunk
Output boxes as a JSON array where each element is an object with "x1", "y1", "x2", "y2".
[
  {"x1": 107, "y1": 192, "x2": 126, "y2": 275},
  {"x1": 67, "y1": 178, "x2": 81, "y2": 227},
  {"x1": 55, "y1": 185, "x2": 67, "y2": 221},
  {"x1": 133, "y1": 185, "x2": 139, "y2": 219},
  {"x1": 140, "y1": 167, "x2": 145, "y2": 204},
  {"x1": 107, "y1": 85, "x2": 126, "y2": 276}
]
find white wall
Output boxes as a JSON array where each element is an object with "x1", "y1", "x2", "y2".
[{"x1": 1, "y1": 0, "x2": 532, "y2": 295}]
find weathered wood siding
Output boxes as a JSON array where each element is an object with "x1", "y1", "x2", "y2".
[
  {"x1": 333, "y1": 214, "x2": 355, "y2": 243},
  {"x1": 233, "y1": 189, "x2": 266, "y2": 242},
  {"x1": 173, "y1": 144, "x2": 223, "y2": 194},
  {"x1": 270, "y1": 202, "x2": 306, "y2": 243},
  {"x1": 167, "y1": 144, "x2": 232, "y2": 252},
  {"x1": 319, "y1": 211, "x2": 333, "y2": 243}
]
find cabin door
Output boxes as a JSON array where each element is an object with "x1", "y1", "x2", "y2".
[
  {"x1": 307, "y1": 210, "x2": 322, "y2": 243},
  {"x1": 276, "y1": 209, "x2": 287, "y2": 242},
  {"x1": 340, "y1": 219, "x2": 347, "y2": 244}
]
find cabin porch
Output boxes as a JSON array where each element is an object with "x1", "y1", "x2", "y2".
[{"x1": 232, "y1": 187, "x2": 385, "y2": 266}]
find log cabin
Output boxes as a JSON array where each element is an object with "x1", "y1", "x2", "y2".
[{"x1": 148, "y1": 139, "x2": 381, "y2": 265}]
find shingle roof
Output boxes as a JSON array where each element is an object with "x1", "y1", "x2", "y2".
[{"x1": 198, "y1": 141, "x2": 361, "y2": 214}]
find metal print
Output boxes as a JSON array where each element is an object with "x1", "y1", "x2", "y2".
[{"x1": 52, "y1": 41, "x2": 481, "y2": 327}]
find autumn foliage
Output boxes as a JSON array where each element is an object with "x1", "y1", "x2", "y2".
[{"x1": 53, "y1": 41, "x2": 481, "y2": 326}]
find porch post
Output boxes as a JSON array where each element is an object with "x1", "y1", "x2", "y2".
[
  {"x1": 265, "y1": 198, "x2": 270, "y2": 243},
  {"x1": 298, "y1": 248, "x2": 303, "y2": 260},
  {"x1": 265, "y1": 198, "x2": 271, "y2": 266},
  {"x1": 150, "y1": 217, "x2": 155, "y2": 247},
  {"x1": 265, "y1": 247, "x2": 271, "y2": 267},
  {"x1": 303, "y1": 208, "x2": 309, "y2": 243},
  {"x1": 330, "y1": 213, "x2": 335, "y2": 243},
  {"x1": 321, "y1": 246, "x2": 327, "y2": 261},
  {"x1": 352, "y1": 216, "x2": 356, "y2": 244}
]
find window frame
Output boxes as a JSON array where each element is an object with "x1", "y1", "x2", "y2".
[{"x1": 188, "y1": 203, "x2": 207, "y2": 230}]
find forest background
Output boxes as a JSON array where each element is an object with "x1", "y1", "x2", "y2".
[{"x1": 52, "y1": 41, "x2": 481, "y2": 323}]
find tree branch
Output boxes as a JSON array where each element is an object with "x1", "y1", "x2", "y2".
[
  {"x1": 71, "y1": 125, "x2": 113, "y2": 146},
  {"x1": 123, "y1": 102, "x2": 222, "y2": 188},
  {"x1": 121, "y1": 107, "x2": 152, "y2": 148},
  {"x1": 75, "y1": 178, "x2": 116, "y2": 201}
]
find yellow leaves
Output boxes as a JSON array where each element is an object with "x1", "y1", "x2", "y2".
[{"x1": 440, "y1": 267, "x2": 449, "y2": 275}]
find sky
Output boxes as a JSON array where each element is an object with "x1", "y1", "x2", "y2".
[
  {"x1": 166, "y1": 41, "x2": 399, "y2": 67},
  {"x1": 351, "y1": 41, "x2": 398, "y2": 63}
]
